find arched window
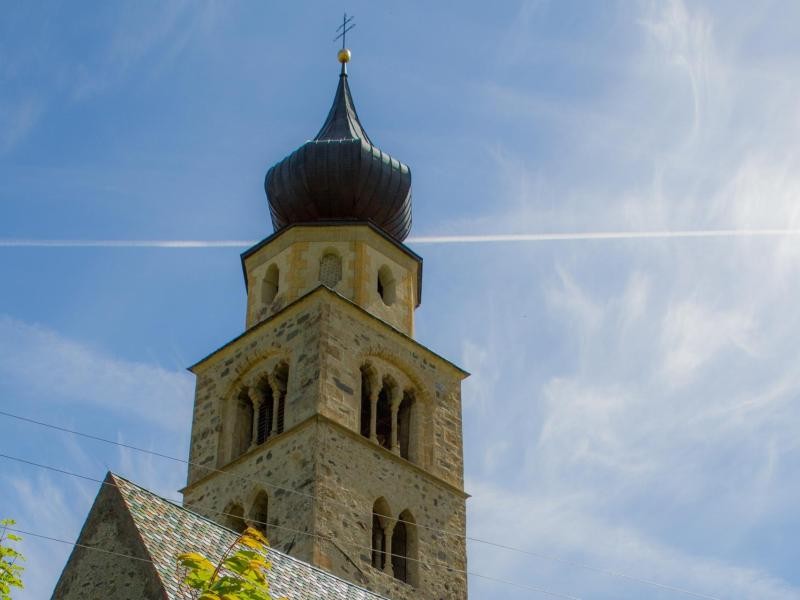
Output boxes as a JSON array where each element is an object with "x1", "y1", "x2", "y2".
[
  {"x1": 371, "y1": 498, "x2": 391, "y2": 570},
  {"x1": 377, "y1": 265, "x2": 396, "y2": 306},
  {"x1": 274, "y1": 362, "x2": 289, "y2": 434},
  {"x1": 371, "y1": 513, "x2": 385, "y2": 569},
  {"x1": 392, "y1": 517, "x2": 408, "y2": 582},
  {"x1": 232, "y1": 389, "x2": 254, "y2": 459},
  {"x1": 397, "y1": 391, "x2": 414, "y2": 461},
  {"x1": 251, "y1": 491, "x2": 269, "y2": 536},
  {"x1": 375, "y1": 380, "x2": 393, "y2": 450},
  {"x1": 319, "y1": 252, "x2": 342, "y2": 288},
  {"x1": 224, "y1": 503, "x2": 247, "y2": 534},
  {"x1": 256, "y1": 385, "x2": 273, "y2": 445},
  {"x1": 261, "y1": 264, "x2": 279, "y2": 305},
  {"x1": 360, "y1": 366, "x2": 372, "y2": 439},
  {"x1": 392, "y1": 510, "x2": 418, "y2": 586}
]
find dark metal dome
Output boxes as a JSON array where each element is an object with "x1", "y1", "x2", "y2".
[{"x1": 265, "y1": 66, "x2": 412, "y2": 242}]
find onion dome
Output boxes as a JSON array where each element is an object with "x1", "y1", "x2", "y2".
[{"x1": 265, "y1": 52, "x2": 412, "y2": 242}]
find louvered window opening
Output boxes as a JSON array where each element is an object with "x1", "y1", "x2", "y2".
[
  {"x1": 375, "y1": 387, "x2": 392, "y2": 450},
  {"x1": 256, "y1": 388, "x2": 273, "y2": 445},
  {"x1": 360, "y1": 369, "x2": 371, "y2": 438},
  {"x1": 276, "y1": 393, "x2": 285, "y2": 434}
]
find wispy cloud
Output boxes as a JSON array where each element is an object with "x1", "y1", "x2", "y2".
[
  {"x1": 0, "y1": 97, "x2": 44, "y2": 154},
  {"x1": 0, "y1": 315, "x2": 194, "y2": 431},
  {"x1": 456, "y1": 0, "x2": 800, "y2": 597},
  {"x1": 0, "y1": 2, "x2": 220, "y2": 152},
  {"x1": 70, "y1": 1, "x2": 219, "y2": 101},
  {"x1": 0, "y1": 316, "x2": 192, "y2": 600},
  {"x1": 468, "y1": 479, "x2": 798, "y2": 600}
]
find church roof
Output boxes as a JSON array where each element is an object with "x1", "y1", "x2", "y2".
[
  {"x1": 264, "y1": 60, "x2": 413, "y2": 242},
  {"x1": 56, "y1": 472, "x2": 388, "y2": 600}
]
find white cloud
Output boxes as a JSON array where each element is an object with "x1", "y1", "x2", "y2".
[
  {"x1": 116, "y1": 435, "x2": 186, "y2": 499},
  {"x1": 467, "y1": 480, "x2": 799, "y2": 600},
  {"x1": 0, "y1": 97, "x2": 43, "y2": 153},
  {"x1": 0, "y1": 315, "x2": 194, "y2": 431},
  {"x1": 5, "y1": 474, "x2": 82, "y2": 600},
  {"x1": 449, "y1": 1, "x2": 800, "y2": 597},
  {"x1": 2, "y1": 441, "x2": 188, "y2": 600},
  {"x1": 660, "y1": 300, "x2": 755, "y2": 386}
]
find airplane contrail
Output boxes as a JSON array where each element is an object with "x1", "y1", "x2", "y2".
[
  {"x1": 0, "y1": 240, "x2": 253, "y2": 248},
  {"x1": 1, "y1": 229, "x2": 800, "y2": 248},
  {"x1": 408, "y1": 229, "x2": 800, "y2": 243}
]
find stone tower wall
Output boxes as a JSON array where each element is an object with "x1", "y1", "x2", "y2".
[
  {"x1": 316, "y1": 298, "x2": 466, "y2": 488},
  {"x1": 51, "y1": 477, "x2": 164, "y2": 600},
  {"x1": 313, "y1": 420, "x2": 468, "y2": 600},
  {"x1": 182, "y1": 421, "x2": 319, "y2": 561},
  {"x1": 242, "y1": 225, "x2": 420, "y2": 336},
  {"x1": 187, "y1": 298, "x2": 324, "y2": 484},
  {"x1": 185, "y1": 226, "x2": 468, "y2": 599}
]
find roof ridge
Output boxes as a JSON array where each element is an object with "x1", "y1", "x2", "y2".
[
  {"x1": 109, "y1": 471, "x2": 234, "y2": 532},
  {"x1": 107, "y1": 472, "x2": 172, "y2": 599},
  {"x1": 108, "y1": 472, "x2": 391, "y2": 599}
]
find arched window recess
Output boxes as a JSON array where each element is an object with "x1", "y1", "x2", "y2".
[
  {"x1": 359, "y1": 363, "x2": 419, "y2": 464},
  {"x1": 231, "y1": 389, "x2": 254, "y2": 461},
  {"x1": 375, "y1": 377, "x2": 395, "y2": 451},
  {"x1": 397, "y1": 390, "x2": 415, "y2": 461},
  {"x1": 392, "y1": 510, "x2": 418, "y2": 586},
  {"x1": 371, "y1": 498, "x2": 392, "y2": 571},
  {"x1": 360, "y1": 365, "x2": 375, "y2": 439},
  {"x1": 261, "y1": 263, "x2": 280, "y2": 306},
  {"x1": 377, "y1": 265, "x2": 396, "y2": 306},
  {"x1": 223, "y1": 503, "x2": 247, "y2": 534},
  {"x1": 222, "y1": 361, "x2": 291, "y2": 467},
  {"x1": 271, "y1": 362, "x2": 289, "y2": 435},
  {"x1": 250, "y1": 491, "x2": 269, "y2": 537},
  {"x1": 369, "y1": 499, "x2": 419, "y2": 586}
]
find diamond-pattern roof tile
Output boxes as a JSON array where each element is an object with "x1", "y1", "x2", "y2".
[{"x1": 111, "y1": 473, "x2": 388, "y2": 600}]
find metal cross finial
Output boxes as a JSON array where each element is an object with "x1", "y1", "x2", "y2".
[{"x1": 334, "y1": 13, "x2": 355, "y2": 49}]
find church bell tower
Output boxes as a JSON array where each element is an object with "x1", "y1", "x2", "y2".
[{"x1": 182, "y1": 49, "x2": 468, "y2": 600}]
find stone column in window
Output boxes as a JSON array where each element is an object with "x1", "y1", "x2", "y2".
[
  {"x1": 390, "y1": 386, "x2": 402, "y2": 455},
  {"x1": 267, "y1": 375, "x2": 282, "y2": 436},
  {"x1": 369, "y1": 375, "x2": 380, "y2": 443},
  {"x1": 248, "y1": 388, "x2": 264, "y2": 450},
  {"x1": 383, "y1": 521, "x2": 395, "y2": 577}
]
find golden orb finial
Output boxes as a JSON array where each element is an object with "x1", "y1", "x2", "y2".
[{"x1": 338, "y1": 48, "x2": 352, "y2": 64}]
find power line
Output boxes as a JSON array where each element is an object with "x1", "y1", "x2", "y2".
[
  {"x1": 0, "y1": 409, "x2": 722, "y2": 600},
  {"x1": 1, "y1": 456, "x2": 582, "y2": 600},
  {"x1": 12, "y1": 525, "x2": 585, "y2": 600},
  {"x1": 8, "y1": 527, "x2": 154, "y2": 563}
]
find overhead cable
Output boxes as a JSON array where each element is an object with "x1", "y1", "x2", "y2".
[{"x1": 0, "y1": 410, "x2": 722, "y2": 600}]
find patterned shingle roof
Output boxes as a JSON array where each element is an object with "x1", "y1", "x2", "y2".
[{"x1": 110, "y1": 473, "x2": 388, "y2": 600}]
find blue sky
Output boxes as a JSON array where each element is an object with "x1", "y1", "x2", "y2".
[{"x1": 2, "y1": 1, "x2": 800, "y2": 598}]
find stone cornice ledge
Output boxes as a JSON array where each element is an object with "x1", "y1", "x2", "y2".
[{"x1": 181, "y1": 414, "x2": 470, "y2": 500}]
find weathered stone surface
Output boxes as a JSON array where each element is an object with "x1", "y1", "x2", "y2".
[
  {"x1": 54, "y1": 473, "x2": 394, "y2": 600},
  {"x1": 242, "y1": 224, "x2": 421, "y2": 336},
  {"x1": 51, "y1": 475, "x2": 164, "y2": 600},
  {"x1": 184, "y1": 226, "x2": 469, "y2": 599}
]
